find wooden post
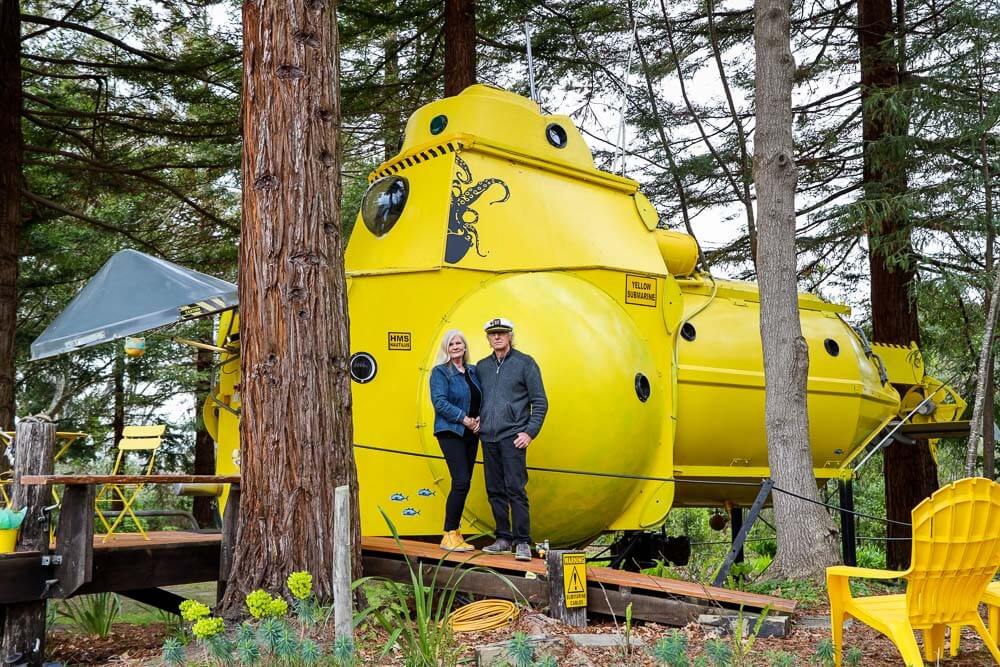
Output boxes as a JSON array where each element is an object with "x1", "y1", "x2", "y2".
[
  {"x1": 546, "y1": 549, "x2": 587, "y2": 628},
  {"x1": 51, "y1": 484, "x2": 95, "y2": 598},
  {"x1": 1, "y1": 416, "x2": 55, "y2": 666},
  {"x1": 333, "y1": 485, "x2": 352, "y2": 644},
  {"x1": 217, "y1": 483, "x2": 241, "y2": 604}
]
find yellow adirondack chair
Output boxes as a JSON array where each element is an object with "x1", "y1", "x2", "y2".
[
  {"x1": 949, "y1": 580, "x2": 1000, "y2": 656},
  {"x1": 95, "y1": 425, "x2": 166, "y2": 541},
  {"x1": 827, "y1": 477, "x2": 1000, "y2": 666}
]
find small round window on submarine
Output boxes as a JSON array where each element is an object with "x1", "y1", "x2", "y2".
[
  {"x1": 430, "y1": 115, "x2": 448, "y2": 134},
  {"x1": 634, "y1": 373, "x2": 651, "y2": 402},
  {"x1": 545, "y1": 123, "x2": 568, "y2": 148},
  {"x1": 361, "y1": 176, "x2": 408, "y2": 237},
  {"x1": 824, "y1": 338, "x2": 840, "y2": 357},
  {"x1": 350, "y1": 352, "x2": 377, "y2": 384},
  {"x1": 680, "y1": 323, "x2": 697, "y2": 341}
]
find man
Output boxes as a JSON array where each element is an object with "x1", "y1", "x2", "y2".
[{"x1": 476, "y1": 317, "x2": 548, "y2": 561}]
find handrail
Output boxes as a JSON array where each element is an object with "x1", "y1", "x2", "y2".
[{"x1": 19, "y1": 474, "x2": 240, "y2": 486}]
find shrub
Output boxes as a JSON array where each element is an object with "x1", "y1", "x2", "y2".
[
  {"x1": 162, "y1": 569, "x2": 358, "y2": 666},
  {"x1": 58, "y1": 593, "x2": 120, "y2": 638}
]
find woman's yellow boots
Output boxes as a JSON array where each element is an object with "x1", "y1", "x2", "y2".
[{"x1": 440, "y1": 530, "x2": 474, "y2": 551}]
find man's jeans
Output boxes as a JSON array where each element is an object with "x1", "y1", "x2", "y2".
[{"x1": 482, "y1": 436, "x2": 530, "y2": 544}]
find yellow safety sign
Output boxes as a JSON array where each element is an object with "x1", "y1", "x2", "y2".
[{"x1": 563, "y1": 553, "x2": 587, "y2": 608}]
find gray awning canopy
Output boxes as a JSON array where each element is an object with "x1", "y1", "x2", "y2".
[{"x1": 31, "y1": 249, "x2": 237, "y2": 361}]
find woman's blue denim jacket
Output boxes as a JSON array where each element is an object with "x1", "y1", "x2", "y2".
[{"x1": 430, "y1": 361, "x2": 482, "y2": 437}]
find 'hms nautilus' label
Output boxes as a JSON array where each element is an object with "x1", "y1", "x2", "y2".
[
  {"x1": 625, "y1": 274, "x2": 657, "y2": 307},
  {"x1": 388, "y1": 332, "x2": 412, "y2": 350}
]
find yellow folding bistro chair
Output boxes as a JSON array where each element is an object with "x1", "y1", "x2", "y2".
[
  {"x1": 0, "y1": 431, "x2": 13, "y2": 508},
  {"x1": 827, "y1": 477, "x2": 1000, "y2": 666},
  {"x1": 95, "y1": 425, "x2": 166, "y2": 541}
]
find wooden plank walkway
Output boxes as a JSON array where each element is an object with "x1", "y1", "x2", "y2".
[{"x1": 361, "y1": 536, "x2": 796, "y2": 614}]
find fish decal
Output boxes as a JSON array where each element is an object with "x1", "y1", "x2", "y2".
[
  {"x1": 402, "y1": 507, "x2": 421, "y2": 517},
  {"x1": 390, "y1": 493, "x2": 408, "y2": 502},
  {"x1": 445, "y1": 155, "x2": 510, "y2": 264},
  {"x1": 417, "y1": 488, "x2": 436, "y2": 497}
]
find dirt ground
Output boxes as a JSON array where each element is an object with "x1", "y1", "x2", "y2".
[{"x1": 45, "y1": 610, "x2": 1000, "y2": 666}]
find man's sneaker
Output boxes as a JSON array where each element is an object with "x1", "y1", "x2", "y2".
[
  {"x1": 482, "y1": 538, "x2": 512, "y2": 554},
  {"x1": 514, "y1": 542, "x2": 532, "y2": 561}
]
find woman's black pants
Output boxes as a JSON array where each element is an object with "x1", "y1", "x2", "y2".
[{"x1": 436, "y1": 432, "x2": 479, "y2": 532}]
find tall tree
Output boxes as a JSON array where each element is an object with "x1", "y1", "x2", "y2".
[
  {"x1": 857, "y1": 0, "x2": 935, "y2": 570},
  {"x1": 754, "y1": 0, "x2": 840, "y2": 579},
  {"x1": 444, "y1": 0, "x2": 475, "y2": 95},
  {"x1": 0, "y1": 0, "x2": 21, "y2": 434},
  {"x1": 222, "y1": 0, "x2": 359, "y2": 610},
  {"x1": 193, "y1": 344, "x2": 217, "y2": 528}
]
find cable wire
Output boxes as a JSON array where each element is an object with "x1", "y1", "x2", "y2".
[{"x1": 448, "y1": 599, "x2": 518, "y2": 632}]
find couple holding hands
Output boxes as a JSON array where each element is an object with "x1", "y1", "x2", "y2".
[{"x1": 429, "y1": 317, "x2": 548, "y2": 561}]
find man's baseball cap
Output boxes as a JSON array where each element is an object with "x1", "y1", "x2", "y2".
[{"x1": 484, "y1": 317, "x2": 514, "y2": 333}]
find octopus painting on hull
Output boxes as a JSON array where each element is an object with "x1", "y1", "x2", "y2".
[{"x1": 445, "y1": 155, "x2": 510, "y2": 264}]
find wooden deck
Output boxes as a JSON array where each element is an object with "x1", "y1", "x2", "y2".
[{"x1": 92, "y1": 531, "x2": 221, "y2": 548}]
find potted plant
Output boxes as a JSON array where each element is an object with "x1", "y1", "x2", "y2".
[{"x1": 0, "y1": 507, "x2": 27, "y2": 553}]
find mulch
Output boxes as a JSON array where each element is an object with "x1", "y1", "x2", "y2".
[
  {"x1": 47, "y1": 624, "x2": 170, "y2": 665},
  {"x1": 46, "y1": 611, "x2": 1000, "y2": 665}
]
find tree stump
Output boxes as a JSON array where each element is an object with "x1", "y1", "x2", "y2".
[{"x1": 1, "y1": 416, "x2": 56, "y2": 666}]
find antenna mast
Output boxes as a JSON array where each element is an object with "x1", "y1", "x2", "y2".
[{"x1": 525, "y1": 21, "x2": 537, "y2": 103}]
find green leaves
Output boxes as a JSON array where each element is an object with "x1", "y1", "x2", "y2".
[{"x1": 57, "y1": 592, "x2": 120, "y2": 639}]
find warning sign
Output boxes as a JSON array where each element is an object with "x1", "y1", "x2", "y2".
[
  {"x1": 625, "y1": 274, "x2": 657, "y2": 307},
  {"x1": 563, "y1": 553, "x2": 587, "y2": 608},
  {"x1": 388, "y1": 332, "x2": 411, "y2": 350}
]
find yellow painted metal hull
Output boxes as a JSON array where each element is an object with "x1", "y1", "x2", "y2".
[{"x1": 209, "y1": 86, "x2": 918, "y2": 546}]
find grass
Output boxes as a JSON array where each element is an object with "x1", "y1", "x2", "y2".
[{"x1": 50, "y1": 582, "x2": 216, "y2": 628}]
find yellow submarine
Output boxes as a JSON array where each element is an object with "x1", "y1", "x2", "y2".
[{"x1": 201, "y1": 85, "x2": 963, "y2": 549}]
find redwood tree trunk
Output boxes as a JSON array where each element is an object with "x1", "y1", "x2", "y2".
[
  {"x1": 193, "y1": 345, "x2": 217, "y2": 528},
  {"x1": 223, "y1": 0, "x2": 359, "y2": 611},
  {"x1": 754, "y1": 0, "x2": 840, "y2": 579},
  {"x1": 444, "y1": 0, "x2": 475, "y2": 96},
  {"x1": 0, "y1": 0, "x2": 21, "y2": 435},
  {"x1": 858, "y1": 0, "x2": 934, "y2": 570}
]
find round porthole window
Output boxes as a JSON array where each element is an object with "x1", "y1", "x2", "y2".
[
  {"x1": 430, "y1": 114, "x2": 448, "y2": 135},
  {"x1": 350, "y1": 352, "x2": 377, "y2": 384},
  {"x1": 545, "y1": 123, "x2": 568, "y2": 148},
  {"x1": 680, "y1": 323, "x2": 697, "y2": 342},
  {"x1": 634, "y1": 373, "x2": 651, "y2": 402},
  {"x1": 824, "y1": 338, "x2": 840, "y2": 357},
  {"x1": 361, "y1": 176, "x2": 408, "y2": 237}
]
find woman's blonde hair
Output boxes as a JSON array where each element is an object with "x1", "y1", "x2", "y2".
[{"x1": 435, "y1": 329, "x2": 470, "y2": 366}]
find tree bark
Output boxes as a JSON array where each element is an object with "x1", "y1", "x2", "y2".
[
  {"x1": 0, "y1": 0, "x2": 21, "y2": 436},
  {"x1": 965, "y1": 268, "x2": 1000, "y2": 476},
  {"x1": 0, "y1": 417, "x2": 55, "y2": 666},
  {"x1": 194, "y1": 345, "x2": 217, "y2": 528},
  {"x1": 858, "y1": 0, "x2": 935, "y2": 570},
  {"x1": 444, "y1": 0, "x2": 475, "y2": 96},
  {"x1": 754, "y1": 0, "x2": 840, "y2": 580},
  {"x1": 222, "y1": 0, "x2": 359, "y2": 612},
  {"x1": 112, "y1": 350, "x2": 125, "y2": 446}
]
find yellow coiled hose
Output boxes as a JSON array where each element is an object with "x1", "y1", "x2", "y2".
[{"x1": 447, "y1": 599, "x2": 519, "y2": 632}]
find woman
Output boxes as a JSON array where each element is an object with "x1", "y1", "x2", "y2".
[{"x1": 429, "y1": 329, "x2": 482, "y2": 551}]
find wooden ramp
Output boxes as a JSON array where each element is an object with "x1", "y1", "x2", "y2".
[{"x1": 362, "y1": 536, "x2": 796, "y2": 626}]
